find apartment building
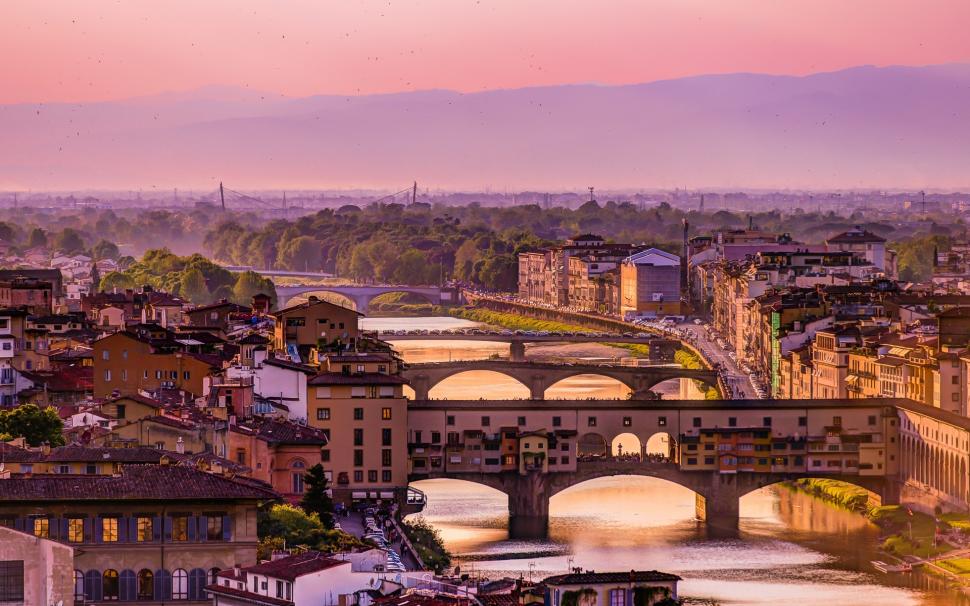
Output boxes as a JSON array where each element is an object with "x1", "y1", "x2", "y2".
[
  {"x1": 305, "y1": 365, "x2": 409, "y2": 505},
  {"x1": 0, "y1": 464, "x2": 278, "y2": 604},
  {"x1": 272, "y1": 297, "x2": 362, "y2": 358},
  {"x1": 93, "y1": 328, "x2": 223, "y2": 397},
  {"x1": 619, "y1": 248, "x2": 682, "y2": 319}
]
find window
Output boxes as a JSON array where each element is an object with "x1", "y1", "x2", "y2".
[
  {"x1": 518, "y1": 416, "x2": 526, "y2": 426},
  {"x1": 447, "y1": 415, "x2": 455, "y2": 426},
  {"x1": 382, "y1": 428, "x2": 392, "y2": 446},
  {"x1": 431, "y1": 431, "x2": 441, "y2": 443},
  {"x1": 588, "y1": 416, "x2": 597, "y2": 427},
  {"x1": 317, "y1": 408, "x2": 331, "y2": 420},
  {"x1": 104, "y1": 369, "x2": 111, "y2": 382},
  {"x1": 68, "y1": 518, "x2": 84, "y2": 543},
  {"x1": 137, "y1": 569, "x2": 154, "y2": 600},
  {"x1": 32, "y1": 517, "x2": 49, "y2": 538},
  {"x1": 172, "y1": 569, "x2": 188, "y2": 600},
  {"x1": 693, "y1": 417, "x2": 702, "y2": 428},
  {"x1": 354, "y1": 470, "x2": 363, "y2": 482},
  {"x1": 832, "y1": 416, "x2": 842, "y2": 427},
  {"x1": 609, "y1": 588, "x2": 626, "y2": 606},
  {"x1": 293, "y1": 471, "x2": 305, "y2": 494},
  {"x1": 763, "y1": 417, "x2": 772, "y2": 427},
  {"x1": 172, "y1": 516, "x2": 189, "y2": 542},
  {"x1": 367, "y1": 470, "x2": 378, "y2": 482},
  {"x1": 868, "y1": 415, "x2": 877, "y2": 425},
  {"x1": 354, "y1": 428, "x2": 364, "y2": 446},
  {"x1": 798, "y1": 416, "x2": 807, "y2": 427},
  {"x1": 482, "y1": 415, "x2": 491, "y2": 426},
  {"x1": 102, "y1": 569, "x2": 119, "y2": 601},
  {"x1": 552, "y1": 416, "x2": 561, "y2": 427},
  {"x1": 135, "y1": 517, "x2": 153, "y2": 542},
  {"x1": 354, "y1": 450, "x2": 364, "y2": 466},
  {"x1": 351, "y1": 387, "x2": 366, "y2": 399},
  {"x1": 0, "y1": 561, "x2": 23, "y2": 603},
  {"x1": 207, "y1": 516, "x2": 224, "y2": 541},
  {"x1": 658, "y1": 416, "x2": 667, "y2": 426},
  {"x1": 102, "y1": 350, "x2": 109, "y2": 360},
  {"x1": 382, "y1": 449, "x2": 392, "y2": 466},
  {"x1": 623, "y1": 416, "x2": 632, "y2": 427},
  {"x1": 382, "y1": 407, "x2": 392, "y2": 420},
  {"x1": 101, "y1": 517, "x2": 119, "y2": 542},
  {"x1": 315, "y1": 387, "x2": 332, "y2": 399},
  {"x1": 354, "y1": 408, "x2": 364, "y2": 420},
  {"x1": 277, "y1": 579, "x2": 285, "y2": 598},
  {"x1": 74, "y1": 570, "x2": 84, "y2": 603},
  {"x1": 728, "y1": 417, "x2": 737, "y2": 427},
  {"x1": 382, "y1": 470, "x2": 392, "y2": 482}
]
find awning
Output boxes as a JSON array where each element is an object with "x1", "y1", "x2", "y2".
[
  {"x1": 379, "y1": 491, "x2": 395, "y2": 499},
  {"x1": 352, "y1": 491, "x2": 367, "y2": 499}
]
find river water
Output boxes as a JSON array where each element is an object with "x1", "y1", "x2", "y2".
[{"x1": 363, "y1": 316, "x2": 966, "y2": 606}]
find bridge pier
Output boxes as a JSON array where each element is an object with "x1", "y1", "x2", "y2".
[
  {"x1": 529, "y1": 375, "x2": 546, "y2": 400},
  {"x1": 410, "y1": 376, "x2": 431, "y2": 401},
  {"x1": 694, "y1": 476, "x2": 742, "y2": 532},
  {"x1": 509, "y1": 341, "x2": 526, "y2": 362},
  {"x1": 506, "y1": 473, "x2": 553, "y2": 539}
]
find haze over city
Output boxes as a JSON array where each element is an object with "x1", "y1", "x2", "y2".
[{"x1": 6, "y1": 3, "x2": 970, "y2": 606}]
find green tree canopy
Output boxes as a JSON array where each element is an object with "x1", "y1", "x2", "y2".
[
  {"x1": 26, "y1": 227, "x2": 47, "y2": 249},
  {"x1": 52, "y1": 228, "x2": 87, "y2": 255},
  {"x1": 0, "y1": 404, "x2": 65, "y2": 447},
  {"x1": 91, "y1": 239, "x2": 120, "y2": 260},
  {"x1": 179, "y1": 267, "x2": 210, "y2": 304}
]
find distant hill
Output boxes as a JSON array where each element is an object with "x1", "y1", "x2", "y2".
[{"x1": 3, "y1": 64, "x2": 970, "y2": 191}]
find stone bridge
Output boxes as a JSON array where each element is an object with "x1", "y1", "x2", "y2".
[
  {"x1": 275, "y1": 284, "x2": 456, "y2": 310},
  {"x1": 415, "y1": 461, "x2": 897, "y2": 538},
  {"x1": 400, "y1": 360, "x2": 719, "y2": 400},
  {"x1": 405, "y1": 397, "x2": 970, "y2": 538}
]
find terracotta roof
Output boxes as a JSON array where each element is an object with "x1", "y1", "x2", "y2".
[
  {"x1": 238, "y1": 333, "x2": 271, "y2": 345},
  {"x1": 271, "y1": 298, "x2": 363, "y2": 317},
  {"x1": 44, "y1": 445, "x2": 165, "y2": 463},
  {"x1": 263, "y1": 357, "x2": 318, "y2": 374},
  {"x1": 221, "y1": 551, "x2": 348, "y2": 582},
  {"x1": 190, "y1": 301, "x2": 252, "y2": 314},
  {"x1": 231, "y1": 419, "x2": 329, "y2": 446},
  {"x1": 325, "y1": 352, "x2": 394, "y2": 362},
  {"x1": 0, "y1": 442, "x2": 45, "y2": 463},
  {"x1": 543, "y1": 571, "x2": 681, "y2": 585},
  {"x1": 205, "y1": 583, "x2": 293, "y2": 606},
  {"x1": 308, "y1": 372, "x2": 408, "y2": 386},
  {"x1": 0, "y1": 464, "x2": 280, "y2": 501}
]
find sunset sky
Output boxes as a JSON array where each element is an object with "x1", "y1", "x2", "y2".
[{"x1": 4, "y1": 0, "x2": 970, "y2": 103}]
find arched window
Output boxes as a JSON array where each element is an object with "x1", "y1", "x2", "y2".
[
  {"x1": 84, "y1": 570, "x2": 102, "y2": 602},
  {"x1": 118, "y1": 570, "x2": 136, "y2": 601},
  {"x1": 188, "y1": 568, "x2": 207, "y2": 600},
  {"x1": 102, "y1": 569, "x2": 119, "y2": 601},
  {"x1": 208, "y1": 567, "x2": 221, "y2": 585},
  {"x1": 172, "y1": 568, "x2": 188, "y2": 600},
  {"x1": 291, "y1": 459, "x2": 306, "y2": 469},
  {"x1": 73, "y1": 570, "x2": 85, "y2": 603},
  {"x1": 138, "y1": 569, "x2": 154, "y2": 600}
]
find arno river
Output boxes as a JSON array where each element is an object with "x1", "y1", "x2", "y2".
[{"x1": 363, "y1": 316, "x2": 967, "y2": 606}]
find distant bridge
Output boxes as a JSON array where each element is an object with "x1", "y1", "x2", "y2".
[
  {"x1": 400, "y1": 360, "x2": 718, "y2": 400},
  {"x1": 223, "y1": 266, "x2": 336, "y2": 280},
  {"x1": 275, "y1": 284, "x2": 457, "y2": 311},
  {"x1": 381, "y1": 331, "x2": 676, "y2": 361}
]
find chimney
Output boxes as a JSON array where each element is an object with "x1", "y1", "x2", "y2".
[
  {"x1": 175, "y1": 436, "x2": 185, "y2": 454},
  {"x1": 233, "y1": 564, "x2": 241, "y2": 578}
]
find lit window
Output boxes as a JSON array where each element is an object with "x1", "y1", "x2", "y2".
[
  {"x1": 68, "y1": 518, "x2": 84, "y2": 543},
  {"x1": 137, "y1": 517, "x2": 153, "y2": 542},
  {"x1": 32, "y1": 517, "x2": 49, "y2": 538},
  {"x1": 101, "y1": 517, "x2": 118, "y2": 542}
]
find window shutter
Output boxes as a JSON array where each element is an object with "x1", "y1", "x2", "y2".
[
  {"x1": 13, "y1": 517, "x2": 24, "y2": 532},
  {"x1": 59, "y1": 518, "x2": 69, "y2": 541},
  {"x1": 187, "y1": 516, "x2": 197, "y2": 542},
  {"x1": 83, "y1": 517, "x2": 93, "y2": 543},
  {"x1": 94, "y1": 517, "x2": 104, "y2": 544},
  {"x1": 163, "y1": 516, "x2": 172, "y2": 541},
  {"x1": 119, "y1": 570, "x2": 136, "y2": 601},
  {"x1": 86, "y1": 570, "x2": 102, "y2": 601},
  {"x1": 154, "y1": 570, "x2": 171, "y2": 601},
  {"x1": 222, "y1": 515, "x2": 232, "y2": 541},
  {"x1": 152, "y1": 516, "x2": 162, "y2": 542},
  {"x1": 128, "y1": 517, "x2": 138, "y2": 542},
  {"x1": 117, "y1": 517, "x2": 128, "y2": 543},
  {"x1": 198, "y1": 515, "x2": 208, "y2": 542}
]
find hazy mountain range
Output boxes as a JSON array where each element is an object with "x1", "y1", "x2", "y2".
[{"x1": 4, "y1": 63, "x2": 970, "y2": 191}]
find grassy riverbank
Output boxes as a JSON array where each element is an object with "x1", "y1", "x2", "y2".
[
  {"x1": 789, "y1": 479, "x2": 970, "y2": 559},
  {"x1": 401, "y1": 517, "x2": 451, "y2": 573}
]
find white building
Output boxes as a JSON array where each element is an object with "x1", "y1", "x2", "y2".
[
  {"x1": 544, "y1": 570, "x2": 681, "y2": 606},
  {"x1": 207, "y1": 552, "x2": 384, "y2": 606},
  {"x1": 225, "y1": 351, "x2": 313, "y2": 423}
]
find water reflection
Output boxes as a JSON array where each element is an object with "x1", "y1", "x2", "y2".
[{"x1": 373, "y1": 317, "x2": 966, "y2": 605}]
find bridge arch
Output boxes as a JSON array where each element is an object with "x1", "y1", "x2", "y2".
[
  {"x1": 419, "y1": 369, "x2": 531, "y2": 400},
  {"x1": 289, "y1": 290, "x2": 359, "y2": 311},
  {"x1": 610, "y1": 433, "x2": 641, "y2": 458},
  {"x1": 578, "y1": 432, "x2": 608, "y2": 458},
  {"x1": 545, "y1": 373, "x2": 633, "y2": 400}
]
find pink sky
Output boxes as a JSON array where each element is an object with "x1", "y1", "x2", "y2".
[{"x1": 3, "y1": 0, "x2": 970, "y2": 103}]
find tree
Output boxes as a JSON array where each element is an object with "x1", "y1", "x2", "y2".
[
  {"x1": 233, "y1": 271, "x2": 276, "y2": 307},
  {"x1": 91, "y1": 239, "x2": 120, "y2": 260},
  {"x1": 276, "y1": 236, "x2": 321, "y2": 271},
  {"x1": 258, "y1": 503, "x2": 324, "y2": 546},
  {"x1": 0, "y1": 404, "x2": 65, "y2": 447},
  {"x1": 300, "y1": 464, "x2": 335, "y2": 530},
  {"x1": 179, "y1": 268, "x2": 210, "y2": 304},
  {"x1": 52, "y1": 228, "x2": 86, "y2": 254},
  {"x1": 26, "y1": 228, "x2": 47, "y2": 249}
]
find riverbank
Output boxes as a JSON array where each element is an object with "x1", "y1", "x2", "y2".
[{"x1": 788, "y1": 478, "x2": 970, "y2": 563}]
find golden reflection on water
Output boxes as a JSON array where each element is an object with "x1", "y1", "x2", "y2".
[{"x1": 376, "y1": 318, "x2": 963, "y2": 606}]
